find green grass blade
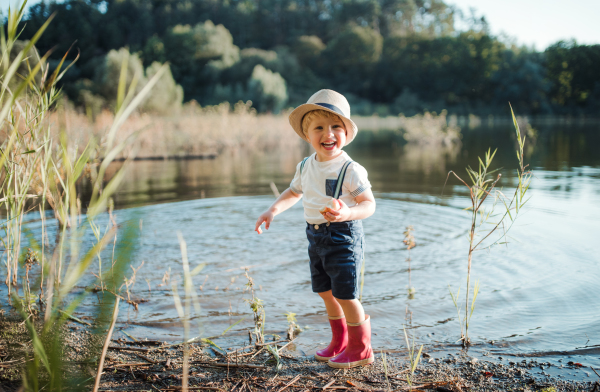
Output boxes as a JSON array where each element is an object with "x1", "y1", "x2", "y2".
[{"x1": 222, "y1": 316, "x2": 247, "y2": 336}]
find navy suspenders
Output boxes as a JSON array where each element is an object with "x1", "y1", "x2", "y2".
[
  {"x1": 300, "y1": 156, "x2": 310, "y2": 174},
  {"x1": 333, "y1": 160, "x2": 353, "y2": 199},
  {"x1": 300, "y1": 156, "x2": 353, "y2": 198}
]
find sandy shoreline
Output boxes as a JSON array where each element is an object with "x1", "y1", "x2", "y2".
[{"x1": 1, "y1": 315, "x2": 598, "y2": 391}]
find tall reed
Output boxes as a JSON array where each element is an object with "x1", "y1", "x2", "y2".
[
  {"x1": 403, "y1": 225, "x2": 416, "y2": 298},
  {"x1": 0, "y1": 1, "x2": 169, "y2": 389},
  {"x1": 244, "y1": 268, "x2": 265, "y2": 344},
  {"x1": 171, "y1": 232, "x2": 204, "y2": 392},
  {"x1": 445, "y1": 105, "x2": 532, "y2": 346}
]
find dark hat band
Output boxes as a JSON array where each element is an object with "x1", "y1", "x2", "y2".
[{"x1": 315, "y1": 102, "x2": 346, "y2": 117}]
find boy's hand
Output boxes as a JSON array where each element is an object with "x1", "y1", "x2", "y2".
[
  {"x1": 322, "y1": 199, "x2": 351, "y2": 222},
  {"x1": 255, "y1": 210, "x2": 275, "y2": 234}
]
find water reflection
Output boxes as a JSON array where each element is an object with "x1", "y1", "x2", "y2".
[
  {"x1": 107, "y1": 122, "x2": 600, "y2": 209},
  {"x1": 107, "y1": 147, "x2": 306, "y2": 207},
  {"x1": 398, "y1": 144, "x2": 460, "y2": 177}
]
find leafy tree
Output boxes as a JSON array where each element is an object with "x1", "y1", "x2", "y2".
[
  {"x1": 376, "y1": 32, "x2": 503, "y2": 109},
  {"x1": 163, "y1": 20, "x2": 240, "y2": 101},
  {"x1": 142, "y1": 62, "x2": 184, "y2": 114},
  {"x1": 94, "y1": 48, "x2": 147, "y2": 107},
  {"x1": 545, "y1": 41, "x2": 600, "y2": 112},
  {"x1": 91, "y1": 47, "x2": 183, "y2": 114},
  {"x1": 142, "y1": 35, "x2": 167, "y2": 65},
  {"x1": 292, "y1": 36, "x2": 326, "y2": 68},
  {"x1": 377, "y1": 0, "x2": 456, "y2": 37},
  {"x1": 247, "y1": 64, "x2": 287, "y2": 113},
  {"x1": 335, "y1": 0, "x2": 381, "y2": 31},
  {"x1": 23, "y1": 1, "x2": 102, "y2": 68},
  {"x1": 490, "y1": 49, "x2": 551, "y2": 113},
  {"x1": 14, "y1": 0, "x2": 598, "y2": 114},
  {"x1": 320, "y1": 25, "x2": 383, "y2": 95},
  {"x1": 215, "y1": 46, "x2": 318, "y2": 107}
]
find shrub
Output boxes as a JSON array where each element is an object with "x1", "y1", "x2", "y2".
[
  {"x1": 247, "y1": 64, "x2": 287, "y2": 113},
  {"x1": 94, "y1": 47, "x2": 147, "y2": 106},
  {"x1": 292, "y1": 35, "x2": 326, "y2": 67},
  {"x1": 142, "y1": 62, "x2": 184, "y2": 115}
]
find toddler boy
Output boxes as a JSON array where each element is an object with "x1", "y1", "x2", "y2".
[{"x1": 255, "y1": 89, "x2": 375, "y2": 368}]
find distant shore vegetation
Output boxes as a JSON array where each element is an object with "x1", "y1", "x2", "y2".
[{"x1": 12, "y1": 0, "x2": 599, "y2": 118}]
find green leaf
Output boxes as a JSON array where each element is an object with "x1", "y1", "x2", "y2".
[
  {"x1": 222, "y1": 316, "x2": 247, "y2": 336},
  {"x1": 501, "y1": 198, "x2": 513, "y2": 221},
  {"x1": 116, "y1": 53, "x2": 129, "y2": 113},
  {"x1": 59, "y1": 226, "x2": 117, "y2": 299},
  {"x1": 470, "y1": 281, "x2": 480, "y2": 319},
  {"x1": 27, "y1": 318, "x2": 51, "y2": 373},
  {"x1": 510, "y1": 103, "x2": 521, "y2": 141},
  {"x1": 412, "y1": 345, "x2": 423, "y2": 373},
  {"x1": 201, "y1": 338, "x2": 224, "y2": 352}
]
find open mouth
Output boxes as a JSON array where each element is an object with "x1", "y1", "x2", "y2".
[{"x1": 322, "y1": 141, "x2": 337, "y2": 149}]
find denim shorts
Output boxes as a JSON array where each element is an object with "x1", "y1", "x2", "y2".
[{"x1": 306, "y1": 220, "x2": 364, "y2": 300}]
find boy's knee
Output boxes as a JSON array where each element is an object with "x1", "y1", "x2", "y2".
[
  {"x1": 334, "y1": 297, "x2": 358, "y2": 304},
  {"x1": 318, "y1": 290, "x2": 334, "y2": 299}
]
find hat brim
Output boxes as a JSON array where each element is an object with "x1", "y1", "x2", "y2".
[{"x1": 288, "y1": 103, "x2": 358, "y2": 146}]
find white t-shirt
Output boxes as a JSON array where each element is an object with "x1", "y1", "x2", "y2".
[{"x1": 290, "y1": 151, "x2": 371, "y2": 224}]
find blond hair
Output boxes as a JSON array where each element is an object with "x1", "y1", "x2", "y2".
[{"x1": 301, "y1": 109, "x2": 344, "y2": 136}]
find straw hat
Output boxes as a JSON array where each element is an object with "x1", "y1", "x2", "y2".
[{"x1": 289, "y1": 89, "x2": 358, "y2": 146}]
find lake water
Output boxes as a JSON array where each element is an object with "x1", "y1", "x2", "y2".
[{"x1": 26, "y1": 121, "x2": 600, "y2": 379}]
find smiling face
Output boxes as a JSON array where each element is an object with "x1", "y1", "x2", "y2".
[{"x1": 303, "y1": 111, "x2": 347, "y2": 162}]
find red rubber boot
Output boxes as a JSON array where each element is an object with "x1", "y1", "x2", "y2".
[
  {"x1": 314, "y1": 315, "x2": 348, "y2": 362},
  {"x1": 328, "y1": 315, "x2": 374, "y2": 368}
]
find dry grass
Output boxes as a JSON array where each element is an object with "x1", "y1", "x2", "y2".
[
  {"x1": 50, "y1": 100, "x2": 301, "y2": 159},
  {"x1": 41, "y1": 104, "x2": 494, "y2": 161},
  {"x1": 355, "y1": 110, "x2": 461, "y2": 146}
]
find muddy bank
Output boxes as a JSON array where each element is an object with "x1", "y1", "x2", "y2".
[{"x1": 1, "y1": 315, "x2": 598, "y2": 391}]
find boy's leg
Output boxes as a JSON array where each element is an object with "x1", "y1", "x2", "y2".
[
  {"x1": 335, "y1": 298, "x2": 365, "y2": 324},
  {"x1": 318, "y1": 290, "x2": 344, "y2": 317},
  {"x1": 315, "y1": 290, "x2": 347, "y2": 362}
]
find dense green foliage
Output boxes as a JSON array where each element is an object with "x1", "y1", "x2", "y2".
[{"x1": 16, "y1": 0, "x2": 600, "y2": 115}]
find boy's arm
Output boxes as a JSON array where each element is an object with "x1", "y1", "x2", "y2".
[
  {"x1": 255, "y1": 188, "x2": 302, "y2": 234},
  {"x1": 323, "y1": 188, "x2": 376, "y2": 222}
]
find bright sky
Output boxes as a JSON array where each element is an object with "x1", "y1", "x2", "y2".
[
  {"x1": 1, "y1": 0, "x2": 598, "y2": 51},
  {"x1": 449, "y1": 0, "x2": 600, "y2": 50}
]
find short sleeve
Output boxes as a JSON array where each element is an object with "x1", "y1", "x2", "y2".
[
  {"x1": 289, "y1": 160, "x2": 303, "y2": 194},
  {"x1": 345, "y1": 162, "x2": 371, "y2": 198}
]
